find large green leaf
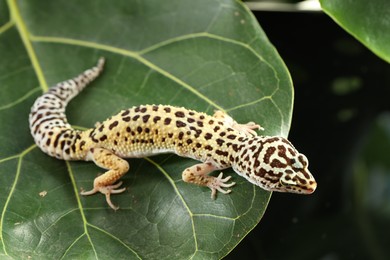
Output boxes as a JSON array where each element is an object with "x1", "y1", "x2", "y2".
[
  {"x1": 0, "y1": 0, "x2": 293, "y2": 258},
  {"x1": 320, "y1": 0, "x2": 390, "y2": 63}
]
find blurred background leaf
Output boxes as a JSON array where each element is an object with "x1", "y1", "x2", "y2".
[{"x1": 320, "y1": 0, "x2": 390, "y2": 63}]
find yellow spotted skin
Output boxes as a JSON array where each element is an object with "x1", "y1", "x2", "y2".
[{"x1": 29, "y1": 58, "x2": 317, "y2": 210}]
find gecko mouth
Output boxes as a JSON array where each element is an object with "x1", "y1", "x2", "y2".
[{"x1": 304, "y1": 182, "x2": 317, "y2": 194}]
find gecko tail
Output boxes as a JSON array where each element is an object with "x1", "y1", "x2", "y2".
[
  {"x1": 29, "y1": 58, "x2": 105, "y2": 159},
  {"x1": 47, "y1": 57, "x2": 105, "y2": 103}
]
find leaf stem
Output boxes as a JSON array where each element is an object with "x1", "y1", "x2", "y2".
[{"x1": 7, "y1": 0, "x2": 48, "y2": 92}]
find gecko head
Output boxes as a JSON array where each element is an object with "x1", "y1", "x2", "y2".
[{"x1": 235, "y1": 136, "x2": 317, "y2": 194}]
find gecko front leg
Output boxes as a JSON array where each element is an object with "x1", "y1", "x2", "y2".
[
  {"x1": 81, "y1": 147, "x2": 129, "y2": 210},
  {"x1": 182, "y1": 162, "x2": 236, "y2": 198},
  {"x1": 213, "y1": 110, "x2": 263, "y2": 137}
]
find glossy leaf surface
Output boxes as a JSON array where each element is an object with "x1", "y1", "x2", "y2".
[{"x1": 0, "y1": 0, "x2": 293, "y2": 258}]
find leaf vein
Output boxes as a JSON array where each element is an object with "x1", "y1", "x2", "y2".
[
  {"x1": 0, "y1": 21, "x2": 14, "y2": 36},
  {"x1": 0, "y1": 144, "x2": 36, "y2": 255},
  {"x1": 87, "y1": 224, "x2": 142, "y2": 259},
  {"x1": 0, "y1": 87, "x2": 40, "y2": 111},
  {"x1": 144, "y1": 158, "x2": 199, "y2": 254},
  {"x1": 29, "y1": 34, "x2": 224, "y2": 111}
]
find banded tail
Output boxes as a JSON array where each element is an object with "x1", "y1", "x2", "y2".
[{"x1": 29, "y1": 58, "x2": 105, "y2": 160}]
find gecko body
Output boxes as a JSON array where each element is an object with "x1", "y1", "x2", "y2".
[{"x1": 29, "y1": 58, "x2": 317, "y2": 210}]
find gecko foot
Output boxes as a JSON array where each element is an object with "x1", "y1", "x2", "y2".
[
  {"x1": 233, "y1": 122, "x2": 264, "y2": 137},
  {"x1": 209, "y1": 173, "x2": 236, "y2": 199},
  {"x1": 81, "y1": 181, "x2": 126, "y2": 210}
]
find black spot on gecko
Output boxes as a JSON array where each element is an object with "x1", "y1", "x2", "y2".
[
  {"x1": 216, "y1": 150, "x2": 228, "y2": 156},
  {"x1": 121, "y1": 110, "x2": 130, "y2": 116},
  {"x1": 100, "y1": 135, "x2": 107, "y2": 141},
  {"x1": 199, "y1": 115, "x2": 205, "y2": 120},
  {"x1": 98, "y1": 124, "x2": 105, "y2": 132},
  {"x1": 54, "y1": 129, "x2": 69, "y2": 147},
  {"x1": 151, "y1": 116, "x2": 161, "y2": 124},
  {"x1": 196, "y1": 143, "x2": 201, "y2": 148},
  {"x1": 123, "y1": 116, "x2": 131, "y2": 122},
  {"x1": 189, "y1": 111, "x2": 195, "y2": 116},
  {"x1": 126, "y1": 127, "x2": 131, "y2": 132},
  {"x1": 178, "y1": 132, "x2": 184, "y2": 140},
  {"x1": 205, "y1": 145, "x2": 213, "y2": 151},
  {"x1": 216, "y1": 139, "x2": 225, "y2": 146},
  {"x1": 197, "y1": 121, "x2": 203, "y2": 127},
  {"x1": 186, "y1": 139, "x2": 193, "y2": 144},
  {"x1": 133, "y1": 115, "x2": 140, "y2": 121},
  {"x1": 46, "y1": 138, "x2": 51, "y2": 146},
  {"x1": 168, "y1": 133, "x2": 173, "y2": 138},
  {"x1": 288, "y1": 148, "x2": 296, "y2": 157},
  {"x1": 164, "y1": 107, "x2": 171, "y2": 113},
  {"x1": 142, "y1": 115, "x2": 150, "y2": 123},
  {"x1": 220, "y1": 160, "x2": 227, "y2": 165},
  {"x1": 219, "y1": 132, "x2": 226, "y2": 137},
  {"x1": 204, "y1": 133, "x2": 212, "y2": 140},
  {"x1": 264, "y1": 147, "x2": 276, "y2": 164},
  {"x1": 213, "y1": 126, "x2": 220, "y2": 132},
  {"x1": 176, "y1": 121, "x2": 186, "y2": 128},
  {"x1": 109, "y1": 121, "x2": 119, "y2": 130},
  {"x1": 71, "y1": 143, "x2": 76, "y2": 153},
  {"x1": 187, "y1": 118, "x2": 195, "y2": 123},
  {"x1": 164, "y1": 118, "x2": 172, "y2": 125},
  {"x1": 175, "y1": 111, "x2": 185, "y2": 118},
  {"x1": 140, "y1": 107, "x2": 147, "y2": 113},
  {"x1": 152, "y1": 105, "x2": 159, "y2": 111},
  {"x1": 137, "y1": 127, "x2": 142, "y2": 134},
  {"x1": 79, "y1": 140, "x2": 86, "y2": 150}
]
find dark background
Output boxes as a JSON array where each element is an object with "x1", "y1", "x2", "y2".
[{"x1": 228, "y1": 10, "x2": 390, "y2": 260}]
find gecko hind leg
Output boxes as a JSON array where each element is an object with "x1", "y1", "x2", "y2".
[
  {"x1": 81, "y1": 147, "x2": 129, "y2": 210},
  {"x1": 182, "y1": 162, "x2": 236, "y2": 199},
  {"x1": 213, "y1": 110, "x2": 263, "y2": 137}
]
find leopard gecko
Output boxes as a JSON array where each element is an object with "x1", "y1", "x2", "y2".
[{"x1": 29, "y1": 58, "x2": 317, "y2": 210}]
